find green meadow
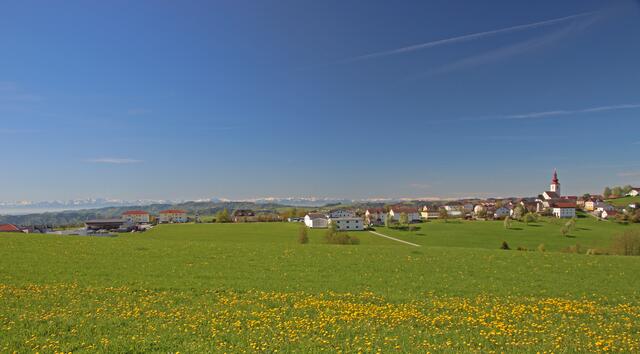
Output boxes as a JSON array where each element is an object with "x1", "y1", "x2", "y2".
[{"x1": 1, "y1": 222, "x2": 639, "y2": 352}]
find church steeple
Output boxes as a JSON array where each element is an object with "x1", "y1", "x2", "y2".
[{"x1": 550, "y1": 169, "x2": 560, "y2": 195}]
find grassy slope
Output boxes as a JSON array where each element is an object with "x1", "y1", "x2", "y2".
[
  {"x1": 607, "y1": 195, "x2": 640, "y2": 207},
  {"x1": 375, "y1": 215, "x2": 640, "y2": 253}
]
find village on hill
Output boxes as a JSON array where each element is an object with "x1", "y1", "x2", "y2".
[{"x1": 1, "y1": 170, "x2": 639, "y2": 235}]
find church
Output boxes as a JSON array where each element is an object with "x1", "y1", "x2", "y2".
[{"x1": 536, "y1": 170, "x2": 577, "y2": 218}]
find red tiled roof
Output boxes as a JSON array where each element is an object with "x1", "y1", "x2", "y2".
[
  {"x1": 366, "y1": 208, "x2": 386, "y2": 214},
  {"x1": 552, "y1": 202, "x2": 576, "y2": 208},
  {"x1": 159, "y1": 209, "x2": 187, "y2": 214},
  {"x1": 390, "y1": 206, "x2": 419, "y2": 213},
  {"x1": 0, "y1": 224, "x2": 20, "y2": 232},
  {"x1": 122, "y1": 210, "x2": 149, "y2": 215}
]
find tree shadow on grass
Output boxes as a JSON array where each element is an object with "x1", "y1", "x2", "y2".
[
  {"x1": 526, "y1": 224, "x2": 542, "y2": 227},
  {"x1": 509, "y1": 227, "x2": 523, "y2": 231},
  {"x1": 577, "y1": 227, "x2": 591, "y2": 231}
]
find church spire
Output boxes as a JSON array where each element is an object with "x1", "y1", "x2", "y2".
[{"x1": 552, "y1": 169, "x2": 559, "y2": 184}]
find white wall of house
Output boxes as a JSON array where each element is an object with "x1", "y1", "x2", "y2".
[
  {"x1": 365, "y1": 211, "x2": 387, "y2": 224},
  {"x1": 628, "y1": 190, "x2": 639, "y2": 197},
  {"x1": 552, "y1": 207, "x2": 576, "y2": 218},
  {"x1": 159, "y1": 213, "x2": 188, "y2": 223},
  {"x1": 388, "y1": 209, "x2": 421, "y2": 222},
  {"x1": 329, "y1": 217, "x2": 363, "y2": 231},
  {"x1": 420, "y1": 211, "x2": 439, "y2": 219}
]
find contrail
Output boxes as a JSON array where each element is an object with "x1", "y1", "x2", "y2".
[{"x1": 339, "y1": 11, "x2": 595, "y2": 63}]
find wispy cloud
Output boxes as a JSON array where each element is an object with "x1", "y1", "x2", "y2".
[
  {"x1": 500, "y1": 103, "x2": 640, "y2": 120},
  {"x1": 86, "y1": 158, "x2": 143, "y2": 164},
  {"x1": 337, "y1": 12, "x2": 595, "y2": 64},
  {"x1": 418, "y1": 15, "x2": 599, "y2": 78}
]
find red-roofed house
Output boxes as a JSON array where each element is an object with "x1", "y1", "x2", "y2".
[
  {"x1": 388, "y1": 206, "x2": 421, "y2": 223},
  {"x1": 122, "y1": 210, "x2": 150, "y2": 224},
  {"x1": 551, "y1": 201, "x2": 576, "y2": 219},
  {"x1": 0, "y1": 224, "x2": 22, "y2": 233},
  {"x1": 365, "y1": 208, "x2": 387, "y2": 225},
  {"x1": 627, "y1": 188, "x2": 640, "y2": 197},
  {"x1": 159, "y1": 209, "x2": 188, "y2": 223}
]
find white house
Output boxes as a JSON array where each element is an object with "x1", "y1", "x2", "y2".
[
  {"x1": 304, "y1": 213, "x2": 328, "y2": 228},
  {"x1": 551, "y1": 201, "x2": 576, "y2": 219},
  {"x1": 365, "y1": 208, "x2": 387, "y2": 225},
  {"x1": 329, "y1": 217, "x2": 364, "y2": 231},
  {"x1": 329, "y1": 209, "x2": 356, "y2": 218},
  {"x1": 627, "y1": 188, "x2": 640, "y2": 197},
  {"x1": 473, "y1": 204, "x2": 485, "y2": 214},
  {"x1": 122, "y1": 210, "x2": 150, "y2": 224},
  {"x1": 420, "y1": 205, "x2": 440, "y2": 219},
  {"x1": 601, "y1": 210, "x2": 618, "y2": 219},
  {"x1": 159, "y1": 209, "x2": 188, "y2": 223},
  {"x1": 388, "y1": 206, "x2": 421, "y2": 222},
  {"x1": 595, "y1": 203, "x2": 615, "y2": 212}
]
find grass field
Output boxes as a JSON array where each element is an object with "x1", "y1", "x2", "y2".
[
  {"x1": 1, "y1": 222, "x2": 639, "y2": 352},
  {"x1": 607, "y1": 195, "x2": 640, "y2": 207}
]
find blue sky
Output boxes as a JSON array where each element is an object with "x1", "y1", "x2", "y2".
[{"x1": 1, "y1": 0, "x2": 639, "y2": 201}]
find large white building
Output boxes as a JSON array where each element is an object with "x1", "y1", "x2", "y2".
[
  {"x1": 329, "y1": 217, "x2": 364, "y2": 231},
  {"x1": 122, "y1": 210, "x2": 150, "y2": 224},
  {"x1": 304, "y1": 213, "x2": 328, "y2": 228},
  {"x1": 159, "y1": 209, "x2": 188, "y2": 223}
]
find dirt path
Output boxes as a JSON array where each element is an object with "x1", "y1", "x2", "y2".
[{"x1": 368, "y1": 230, "x2": 421, "y2": 247}]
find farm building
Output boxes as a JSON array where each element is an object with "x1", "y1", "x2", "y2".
[
  {"x1": 85, "y1": 219, "x2": 128, "y2": 231},
  {"x1": 0, "y1": 224, "x2": 22, "y2": 233},
  {"x1": 420, "y1": 205, "x2": 440, "y2": 219},
  {"x1": 304, "y1": 213, "x2": 328, "y2": 228}
]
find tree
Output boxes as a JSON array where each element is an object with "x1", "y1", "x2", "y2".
[
  {"x1": 438, "y1": 208, "x2": 449, "y2": 223},
  {"x1": 399, "y1": 212, "x2": 409, "y2": 226},
  {"x1": 583, "y1": 193, "x2": 591, "y2": 200},
  {"x1": 561, "y1": 225, "x2": 570, "y2": 237},
  {"x1": 384, "y1": 213, "x2": 392, "y2": 228},
  {"x1": 216, "y1": 208, "x2": 230, "y2": 223},
  {"x1": 603, "y1": 187, "x2": 612, "y2": 199},
  {"x1": 523, "y1": 212, "x2": 536, "y2": 225},
  {"x1": 513, "y1": 205, "x2": 526, "y2": 220},
  {"x1": 503, "y1": 216, "x2": 512, "y2": 230},
  {"x1": 298, "y1": 224, "x2": 309, "y2": 244},
  {"x1": 612, "y1": 186, "x2": 624, "y2": 198},
  {"x1": 623, "y1": 185, "x2": 634, "y2": 195}
]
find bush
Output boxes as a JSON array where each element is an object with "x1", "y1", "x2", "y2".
[
  {"x1": 298, "y1": 225, "x2": 309, "y2": 244},
  {"x1": 611, "y1": 230, "x2": 640, "y2": 256},
  {"x1": 537, "y1": 244, "x2": 546, "y2": 252},
  {"x1": 500, "y1": 241, "x2": 510, "y2": 250},
  {"x1": 324, "y1": 223, "x2": 360, "y2": 245},
  {"x1": 325, "y1": 232, "x2": 360, "y2": 245}
]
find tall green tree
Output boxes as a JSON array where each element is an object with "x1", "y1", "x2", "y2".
[{"x1": 603, "y1": 187, "x2": 612, "y2": 198}]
